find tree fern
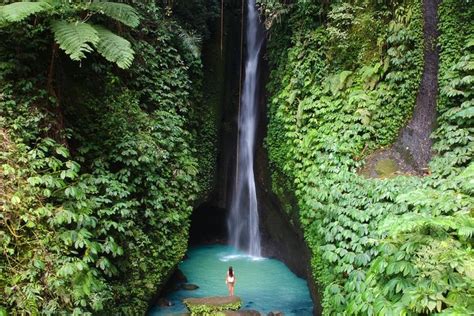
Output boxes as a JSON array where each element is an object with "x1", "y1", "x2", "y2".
[
  {"x1": 177, "y1": 26, "x2": 202, "y2": 59},
  {"x1": 0, "y1": 1, "x2": 51, "y2": 24},
  {"x1": 93, "y1": 25, "x2": 134, "y2": 69},
  {"x1": 89, "y1": 1, "x2": 140, "y2": 28},
  {"x1": 51, "y1": 21, "x2": 100, "y2": 61},
  {"x1": 1, "y1": 1, "x2": 139, "y2": 69}
]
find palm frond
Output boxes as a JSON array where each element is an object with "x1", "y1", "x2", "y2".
[
  {"x1": 93, "y1": 25, "x2": 134, "y2": 69},
  {"x1": 89, "y1": 1, "x2": 140, "y2": 28},
  {"x1": 0, "y1": 1, "x2": 51, "y2": 24},
  {"x1": 51, "y1": 21, "x2": 99, "y2": 61}
]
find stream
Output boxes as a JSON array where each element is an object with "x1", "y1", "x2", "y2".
[{"x1": 149, "y1": 244, "x2": 313, "y2": 315}]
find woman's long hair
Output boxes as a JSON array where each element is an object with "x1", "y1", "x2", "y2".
[{"x1": 228, "y1": 266, "x2": 234, "y2": 277}]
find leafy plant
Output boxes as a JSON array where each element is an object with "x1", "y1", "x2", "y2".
[
  {"x1": 0, "y1": 1, "x2": 139, "y2": 69},
  {"x1": 264, "y1": 0, "x2": 473, "y2": 314},
  {"x1": 347, "y1": 165, "x2": 474, "y2": 315},
  {"x1": 0, "y1": 1, "x2": 216, "y2": 314},
  {"x1": 0, "y1": 1, "x2": 51, "y2": 24}
]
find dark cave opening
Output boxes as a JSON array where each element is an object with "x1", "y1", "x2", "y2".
[{"x1": 188, "y1": 203, "x2": 228, "y2": 246}]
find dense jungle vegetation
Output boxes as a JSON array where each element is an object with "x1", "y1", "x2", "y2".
[
  {"x1": 260, "y1": 0, "x2": 473, "y2": 314},
  {"x1": 1, "y1": 0, "x2": 473, "y2": 315},
  {"x1": 0, "y1": 1, "x2": 218, "y2": 314}
]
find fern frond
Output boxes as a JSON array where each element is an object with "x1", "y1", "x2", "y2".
[
  {"x1": 0, "y1": 1, "x2": 51, "y2": 24},
  {"x1": 51, "y1": 21, "x2": 99, "y2": 61},
  {"x1": 92, "y1": 25, "x2": 134, "y2": 69},
  {"x1": 177, "y1": 27, "x2": 202, "y2": 59},
  {"x1": 89, "y1": 1, "x2": 140, "y2": 28}
]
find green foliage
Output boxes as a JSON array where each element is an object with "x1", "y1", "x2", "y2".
[
  {"x1": 170, "y1": 0, "x2": 219, "y2": 40},
  {"x1": 0, "y1": 1, "x2": 51, "y2": 25},
  {"x1": 344, "y1": 6, "x2": 474, "y2": 313},
  {"x1": 89, "y1": 1, "x2": 140, "y2": 28},
  {"x1": 51, "y1": 21, "x2": 100, "y2": 61},
  {"x1": 127, "y1": 1, "x2": 218, "y2": 198},
  {"x1": 94, "y1": 25, "x2": 135, "y2": 69},
  {"x1": 265, "y1": 0, "x2": 473, "y2": 314},
  {"x1": 66, "y1": 88, "x2": 198, "y2": 313},
  {"x1": 431, "y1": 0, "x2": 474, "y2": 176},
  {"x1": 50, "y1": 21, "x2": 135, "y2": 69},
  {"x1": 1, "y1": 90, "x2": 114, "y2": 314},
  {"x1": 177, "y1": 26, "x2": 202, "y2": 59},
  {"x1": 0, "y1": 1, "x2": 217, "y2": 315},
  {"x1": 347, "y1": 165, "x2": 474, "y2": 315},
  {"x1": 0, "y1": 1, "x2": 139, "y2": 69}
]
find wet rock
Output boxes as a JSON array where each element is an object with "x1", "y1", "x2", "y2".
[
  {"x1": 375, "y1": 159, "x2": 398, "y2": 178},
  {"x1": 224, "y1": 310, "x2": 261, "y2": 316},
  {"x1": 393, "y1": 0, "x2": 440, "y2": 172},
  {"x1": 156, "y1": 297, "x2": 173, "y2": 307},
  {"x1": 175, "y1": 269, "x2": 188, "y2": 283},
  {"x1": 162, "y1": 268, "x2": 188, "y2": 293},
  {"x1": 181, "y1": 283, "x2": 199, "y2": 290},
  {"x1": 267, "y1": 311, "x2": 283, "y2": 316},
  {"x1": 358, "y1": 147, "x2": 417, "y2": 178}
]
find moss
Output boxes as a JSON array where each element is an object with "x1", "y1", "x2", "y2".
[
  {"x1": 375, "y1": 159, "x2": 398, "y2": 178},
  {"x1": 183, "y1": 296, "x2": 242, "y2": 315}
]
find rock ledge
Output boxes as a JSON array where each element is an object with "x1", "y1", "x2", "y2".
[{"x1": 183, "y1": 296, "x2": 242, "y2": 315}]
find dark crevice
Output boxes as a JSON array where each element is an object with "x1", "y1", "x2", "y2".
[{"x1": 188, "y1": 203, "x2": 228, "y2": 246}]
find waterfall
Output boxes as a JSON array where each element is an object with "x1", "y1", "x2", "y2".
[{"x1": 228, "y1": 0, "x2": 264, "y2": 257}]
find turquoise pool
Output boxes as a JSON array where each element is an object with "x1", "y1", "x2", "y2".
[{"x1": 149, "y1": 244, "x2": 313, "y2": 315}]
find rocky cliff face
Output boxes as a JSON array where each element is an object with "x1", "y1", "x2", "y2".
[
  {"x1": 254, "y1": 45, "x2": 322, "y2": 316},
  {"x1": 359, "y1": 0, "x2": 441, "y2": 178},
  {"x1": 255, "y1": 146, "x2": 322, "y2": 315},
  {"x1": 206, "y1": 0, "x2": 246, "y2": 210},
  {"x1": 394, "y1": 0, "x2": 440, "y2": 172},
  {"x1": 195, "y1": 1, "x2": 321, "y2": 313}
]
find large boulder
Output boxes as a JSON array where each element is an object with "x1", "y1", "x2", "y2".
[
  {"x1": 183, "y1": 296, "x2": 242, "y2": 315},
  {"x1": 175, "y1": 269, "x2": 188, "y2": 283},
  {"x1": 181, "y1": 283, "x2": 199, "y2": 291},
  {"x1": 156, "y1": 297, "x2": 173, "y2": 307}
]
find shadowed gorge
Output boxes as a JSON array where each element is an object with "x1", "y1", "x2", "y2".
[{"x1": 1, "y1": 0, "x2": 472, "y2": 315}]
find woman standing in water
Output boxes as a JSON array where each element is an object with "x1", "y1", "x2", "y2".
[{"x1": 225, "y1": 266, "x2": 236, "y2": 296}]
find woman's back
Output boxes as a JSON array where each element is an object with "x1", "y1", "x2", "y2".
[{"x1": 226, "y1": 266, "x2": 236, "y2": 296}]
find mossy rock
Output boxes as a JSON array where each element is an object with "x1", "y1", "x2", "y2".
[
  {"x1": 183, "y1": 296, "x2": 242, "y2": 315},
  {"x1": 375, "y1": 159, "x2": 398, "y2": 178}
]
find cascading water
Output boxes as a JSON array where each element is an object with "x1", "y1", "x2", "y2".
[{"x1": 228, "y1": 0, "x2": 264, "y2": 257}]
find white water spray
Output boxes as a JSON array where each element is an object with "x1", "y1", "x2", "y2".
[{"x1": 228, "y1": 0, "x2": 264, "y2": 257}]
